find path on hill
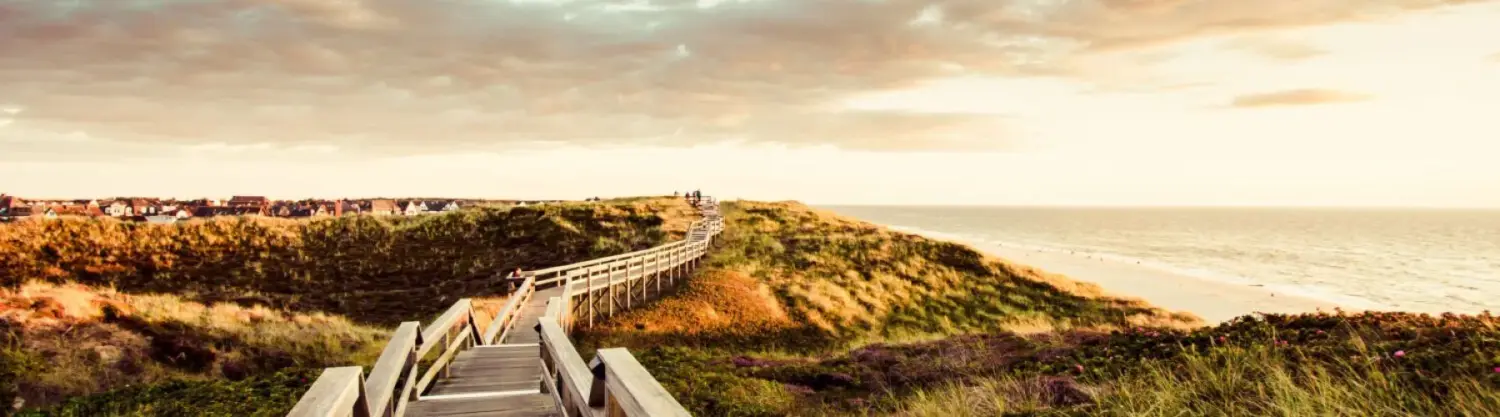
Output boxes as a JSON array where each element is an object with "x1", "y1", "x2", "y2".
[
  {"x1": 290, "y1": 197, "x2": 720, "y2": 417},
  {"x1": 405, "y1": 286, "x2": 564, "y2": 416}
]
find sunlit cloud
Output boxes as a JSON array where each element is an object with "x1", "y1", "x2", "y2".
[
  {"x1": 1229, "y1": 89, "x2": 1373, "y2": 108},
  {"x1": 0, "y1": 0, "x2": 1489, "y2": 154}
]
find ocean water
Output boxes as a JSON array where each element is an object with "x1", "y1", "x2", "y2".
[{"x1": 822, "y1": 206, "x2": 1500, "y2": 314}]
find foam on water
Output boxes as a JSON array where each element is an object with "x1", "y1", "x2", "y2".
[{"x1": 847, "y1": 207, "x2": 1500, "y2": 314}]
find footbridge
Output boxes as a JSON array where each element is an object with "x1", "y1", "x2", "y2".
[{"x1": 289, "y1": 198, "x2": 722, "y2": 417}]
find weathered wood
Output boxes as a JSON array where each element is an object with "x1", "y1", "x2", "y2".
[
  {"x1": 289, "y1": 367, "x2": 370, "y2": 417},
  {"x1": 415, "y1": 326, "x2": 473, "y2": 397},
  {"x1": 295, "y1": 200, "x2": 721, "y2": 417},
  {"x1": 364, "y1": 322, "x2": 421, "y2": 417},
  {"x1": 419, "y1": 299, "x2": 474, "y2": 358},
  {"x1": 595, "y1": 349, "x2": 691, "y2": 417},
  {"x1": 485, "y1": 277, "x2": 534, "y2": 344},
  {"x1": 405, "y1": 393, "x2": 559, "y2": 417},
  {"x1": 538, "y1": 320, "x2": 600, "y2": 416}
]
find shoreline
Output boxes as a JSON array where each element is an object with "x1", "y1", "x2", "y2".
[{"x1": 890, "y1": 227, "x2": 1350, "y2": 324}]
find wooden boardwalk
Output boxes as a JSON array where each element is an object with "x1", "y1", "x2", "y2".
[
  {"x1": 406, "y1": 286, "x2": 563, "y2": 416},
  {"x1": 290, "y1": 198, "x2": 721, "y2": 417}
]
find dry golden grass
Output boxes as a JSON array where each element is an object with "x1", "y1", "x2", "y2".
[
  {"x1": 703, "y1": 201, "x2": 1199, "y2": 344},
  {"x1": 0, "y1": 197, "x2": 699, "y2": 324},
  {"x1": 1, "y1": 281, "x2": 387, "y2": 410}
]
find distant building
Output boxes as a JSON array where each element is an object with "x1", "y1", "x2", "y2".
[
  {"x1": 368, "y1": 199, "x2": 399, "y2": 216},
  {"x1": 334, "y1": 200, "x2": 360, "y2": 216},
  {"x1": 430, "y1": 201, "x2": 461, "y2": 212},
  {"x1": 227, "y1": 196, "x2": 270, "y2": 208},
  {"x1": 401, "y1": 201, "x2": 428, "y2": 216},
  {"x1": 193, "y1": 206, "x2": 266, "y2": 217}
]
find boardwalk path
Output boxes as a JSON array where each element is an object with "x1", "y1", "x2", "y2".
[
  {"x1": 290, "y1": 199, "x2": 721, "y2": 417},
  {"x1": 405, "y1": 286, "x2": 563, "y2": 416}
]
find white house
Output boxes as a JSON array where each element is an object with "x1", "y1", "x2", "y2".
[
  {"x1": 402, "y1": 201, "x2": 428, "y2": 216},
  {"x1": 105, "y1": 201, "x2": 130, "y2": 217}
]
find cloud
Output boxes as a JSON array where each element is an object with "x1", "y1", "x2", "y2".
[
  {"x1": 1489, "y1": 52, "x2": 1500, "y2": 62},
  {"x1": 1229, "y1": 89, "x2": 1373, "y2": 108},
  {"x1": 0, "y1": 0, "x2": 1485, "y2": 153},
  {"x1": 1221, "y1": 37, "x2": 1328, "y2": 61}
]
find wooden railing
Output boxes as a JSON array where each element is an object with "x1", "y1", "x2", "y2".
[
  {"x1": 289, "y1": 200, "x2": 723, "y2": 417},
  {"x1": 538, "y1": 205, "x2": 721, "y2": 417}
]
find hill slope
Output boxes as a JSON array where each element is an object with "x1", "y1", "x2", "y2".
[
  {"x1": 0, "y1": 198, "x2": 699, "y2": 324},
  {"x1": 0, "y1": 198, "x2": 700, "y2": 415},
  {"x1": 577, "y1": 201, "x2": 1500, "y2": 416}
]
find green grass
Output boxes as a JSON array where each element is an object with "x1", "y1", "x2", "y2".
[
  {"x1": 575, "y1": 201, "x2": 1500, "y2": 416},
  {"x1": 0, "y1": 198, "x2": 698, "y2": 324},
  {"x1": 0, "y1": 198, "x2": 701, "y2": 414}
]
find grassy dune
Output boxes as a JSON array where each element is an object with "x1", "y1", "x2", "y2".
[
  {"x1": 0, "y1": 198, "x2": 699, "y2": 415},
  {"x1": 578, "y1": 201, "x2": 1500, "y2": 416},
  {"x1": 0, "y1": 198, "x2": 698, "y2": 324}
]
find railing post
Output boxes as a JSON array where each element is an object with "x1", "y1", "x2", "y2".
[
  {"x1": 587, "y1": 266, "x2": 596, "y2": 328},
  {"x1": 625, "y1": 258, "x2": 634, "y2": 310},
  {"x1": 607, "y1": 264, "x2": 616, "y2": 319}
]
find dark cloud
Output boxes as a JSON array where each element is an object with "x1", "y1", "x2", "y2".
[
  {"x1": 1230, "y1": 89, "x2": 1372, "y2": 108},
  {"x1": 0, "y1": 0, "x2": 1485, "y2": 153}
]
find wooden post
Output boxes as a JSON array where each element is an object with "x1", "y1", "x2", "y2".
[
  {"x1": 608, "y1": 265, "x2": 616, "y2": 318},
  {"x1": 438, "y1": 332, "x2": 452, "y2": 380},
  {"x1": 652, "y1": 251, "x2": 660, "y2": 298},
  {"x1": 625, "y1": 259, "x2": 633, "y2": 310},
  {"x1": 587, "y1": 267, "x2": 596, "y2": 328}
]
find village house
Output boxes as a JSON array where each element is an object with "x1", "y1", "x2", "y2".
[
  {"x1": 334, "y1": 200, "x2": 360, "y2": 216},
  {"x1": 368, "y1": 199, "x2": 399, "y2": 216},
  {"x1": 428, "y1": 200, "x2": 461, "y2": 213},
  {"x1": 401, "y1": 201, "x2": 428, "y2": 216},
  {"x1": 227, "y1": 196, "x2": 270, "y2": 208},
  {"x1": 193, "y1": 206, "x2": 266, "y2": 217}
]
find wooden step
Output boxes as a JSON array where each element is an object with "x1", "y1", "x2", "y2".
[
  {"x1": 427, "y1": 346, "x2": 545, "y2": 397},
  {"x1": 407, "y1": 393, "x2": 558, "y2": 416}
]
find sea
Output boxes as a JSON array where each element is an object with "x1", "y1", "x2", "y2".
[{"x1": 821, "y1": 206, "x2": 1500, "y2": 314}]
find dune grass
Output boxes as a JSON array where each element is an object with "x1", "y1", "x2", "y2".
[
  {"x1": 0, "y1": 197, "x2": 699, "y2": 415},
  {"x1": 576, "y1": 200, "x2": 1499, "y2": 416},
  {"x1": 0, "y1": 198, "x2": 697, "y2": 324},
  {"x1": 0, "y1": 281, "x2": 388, "y2": 413}
]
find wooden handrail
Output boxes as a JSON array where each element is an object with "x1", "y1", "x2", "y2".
[
  {"x1": 288, "y1": 367, "x2": 369, "y2": 417},
  {"x1": 290, "y1": 199, "x2": 722, "y2": 417},
  {"x1": 483, "y1": 276, "x2": 534, "y2": 344},
  {"x1": 535, "y1": 200, "x2": 720, "y2": 417},
  {"x1": 364, "y1": 322, "x2": 421, "y2": 417},
  {"x1": 594, "y1": 349, "x2": 691, "y2": 417}
]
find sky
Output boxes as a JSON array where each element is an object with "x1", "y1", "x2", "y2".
[{"x1": 2, "y1": 0, "x2": 1498, "y2": 206}]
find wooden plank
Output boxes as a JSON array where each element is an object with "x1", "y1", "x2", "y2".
[
  {"x1": 288, "y1": 367, "x2": 369, "y2": 417},
  {"x1": 364, "y1": 322, "x2": 420, "y2": 417},
  {"x1": 415, "y1": 326, "x2": 472, "y2": 396},
  {"x1": 485, "y1": 277, "x2": 533, "y2": 344},
  {"x1": 595, "y1": 349, "x2": 690, "y2": 417},
  {"x1": 406, "y1": 393, "x2": 558, "y2": 416},
  {"x1": 538, "y1": 320, "x2": 598, "y2": 415},
  {"x1": 419, "y1": 299, "x2": 473, "y2": 358}
]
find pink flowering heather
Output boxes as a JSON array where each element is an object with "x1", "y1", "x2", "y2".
[
  {"x1": 1492, "y1": 367, "x2": 1498, "y2": 373},
  {"x1": 1394, "y1": 350, "x2": 1406, "y2": 358}
]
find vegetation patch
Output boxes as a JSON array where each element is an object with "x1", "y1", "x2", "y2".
[
  {"x1": 0, "y1": 198, "x2": 697, "y2": 324},
  {"x1": 580, "y1": 201, "x2": 1499, "y2": 416}
]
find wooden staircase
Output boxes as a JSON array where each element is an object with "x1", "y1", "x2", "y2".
[{"x1": 289, "y1": 200, "x2": 724, "y2": 417}]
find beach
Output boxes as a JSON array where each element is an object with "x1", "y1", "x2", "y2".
[{"x1": 978, "y1": 243, "x2": 1347, "y2": 324}]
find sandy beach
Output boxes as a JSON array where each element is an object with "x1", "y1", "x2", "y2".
[{"x1": 977, "y1": 243, "x2": 1348, "y2": 324}]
